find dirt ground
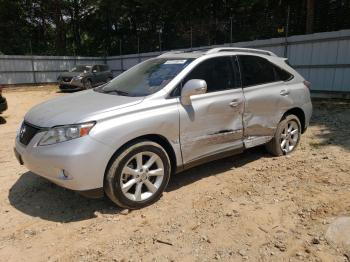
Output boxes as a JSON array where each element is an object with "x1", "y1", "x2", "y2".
[{"x1": 0, "y1": 85, "x2": 349, "y2": 262}]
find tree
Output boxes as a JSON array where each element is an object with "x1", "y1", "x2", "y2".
[
  {"x1": 306, "y1": 0, "x2": 315, "y2": 33},
  {"x1": 0, "y1": 0, "x2": 349, "y2": 56}
]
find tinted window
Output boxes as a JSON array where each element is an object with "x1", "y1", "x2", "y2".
[
  {"x1": 274, "y1": 65, "x2": 293, "y2": 81},
  {"x1": 100, "y1": 65, "x2": 109, "y2": 71},
  {"x1": 71, "y1": 65, "x2": 91, "y2": 72},
  {"x1": 184, "y1": 57, "x2": 238, "y2": 93},
  {"x1": 239, "y1": 55, "x2": 276, "y2": 87}
]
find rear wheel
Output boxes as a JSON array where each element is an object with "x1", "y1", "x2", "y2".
[
  {"x1": 104, "y1": 140, "x2": 171, "y2": 209},
  {"x1": 265, "y1": 114, "x2": 301, "y2": 156}
]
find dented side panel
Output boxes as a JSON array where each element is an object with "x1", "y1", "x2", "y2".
[
  {"x1": 179, "y1": 88, "x2": 244, "y2": 164},
  {"x1": 242, "y1": 81, "x2": 295, "y2": 138}
]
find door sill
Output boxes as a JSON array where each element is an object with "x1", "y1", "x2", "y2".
[{"x1": 177, "y1": 147, "x2": 244, "y2": 173}]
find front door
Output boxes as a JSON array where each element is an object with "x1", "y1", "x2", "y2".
[{"x1": 178, "y1": 56, "x2": 245, "y2": 165}]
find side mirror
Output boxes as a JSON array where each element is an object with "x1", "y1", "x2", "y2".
[{"x1": 180, "y1": 79, "x2": 207, "y2": 105}]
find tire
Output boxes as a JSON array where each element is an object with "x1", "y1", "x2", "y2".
[
  {"x1": 84, "y1": 79, "x2": 92, "y2": 89},
  {"x1": 265, "y1": 114, "x2": 301, "y2": 156},
  {"x1": 104, "y1": 140, "x2": 171, "y2": 209}
]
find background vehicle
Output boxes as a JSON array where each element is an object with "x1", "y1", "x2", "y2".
[
  {"x1": 15, "y1": 48, "x2": 312, "y2": 209},
  {"x1": 58, "y1": 64, "x2": 113, "y2": 91},
  {"x1": 0, "y1": 86, "x2": 7, "y2": 113}
]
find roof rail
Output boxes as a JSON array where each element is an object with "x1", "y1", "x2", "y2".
[
  {"x1": 159, "y1": 48, "x2": 210, "y2": 56},
  {"x1": 206, "y1": 47, "x2": 277, "y2": 57}
]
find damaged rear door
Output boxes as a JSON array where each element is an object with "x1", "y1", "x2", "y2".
[
  {"x1": 178, "y1": 56, "x2": 244, "y2": 165},
  {"x1": 238, "y1": 55, "x2": 294, "y2": 148}
]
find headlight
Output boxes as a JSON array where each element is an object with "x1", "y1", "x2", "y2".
[
  {"x1": 38, "y1": 122, "x2": 95, "y2": 146},
  {"x1": 16, "y1": 121, "x2": 24, "y2": 138}
]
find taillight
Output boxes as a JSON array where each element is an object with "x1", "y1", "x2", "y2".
[{"x1": 303, "y1": 80, "x2": 311, "y2": 90}]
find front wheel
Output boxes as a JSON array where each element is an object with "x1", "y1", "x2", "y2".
[
  {"x1": 265, "y1": 114, "x2": 301, "y2": 156},
  {"x1": 104, "y1": 140, "x2": 171, "y2": 209},
  {"x1": 84, "y1": 79, "x2": 92, "y2": 89}
]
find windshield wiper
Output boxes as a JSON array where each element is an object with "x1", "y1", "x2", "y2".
[{"x1": 102, "y1": 90, "x2": 130, "y2": 96}]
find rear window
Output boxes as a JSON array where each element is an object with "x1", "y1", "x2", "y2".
[
  {"x1": 274, "y1": 65, "x2": 293, "y2": 81},
  {"x1": 239, "y1": 55, "x2": 293, "y2": 87},
  {"x1": 239, "y1": 55, "x2": 275, "y2": 87}
]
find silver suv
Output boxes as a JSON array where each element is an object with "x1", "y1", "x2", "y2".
[{"x1": 15, "y1": 48, "x2": 312, "y2": 209}]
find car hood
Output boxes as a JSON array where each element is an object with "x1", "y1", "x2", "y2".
[
  {"x1": 59, "y1": 72, "x2": 87, "y2": 78},
  {"x1": 24, "y1": 90, "x2": 144, "y2": 127}
]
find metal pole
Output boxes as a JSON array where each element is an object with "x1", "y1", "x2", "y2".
[
  {"x1": 29, "y1": 40, "x2": 36, "y2": 84},
  {"x1": 119, "y1": 39, "x2": 123, "y2": 72},
  {"x1": 158, "y1": 31, "x2": 162, "y2": 52},
  {"x1": 284, "y1": 5, "x2": 290, "y2": 57},
  {"x1": 230, "y1": 17, "x2": 233, "y2": 46},
  {"x1": 190, "y1": 27, "x2": 193, "y2": 50},
  {"x1": 137, "y1": 36, "x2": 141, "y2": 62}
]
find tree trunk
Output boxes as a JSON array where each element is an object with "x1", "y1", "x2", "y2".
[
  {"x1": 306, "y1": 0, "x2": 315, "y2": 34},
  {"x1": 53, "y1": 0, "x2": 65, "y2": 55}
]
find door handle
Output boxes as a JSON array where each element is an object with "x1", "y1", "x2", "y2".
[
  {"x1": 280, "y1": 89, "x2": 289, "y2": 96},
  {"x1": 229, "y1": 100, "x2": 240, "y2": 107}
]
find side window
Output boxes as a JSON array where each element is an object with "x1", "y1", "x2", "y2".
[
  {"x1": 183, "y1": 57, "x2": 237, "y2": 93},
  {"x1": 100, "y1": 65, "x2": 109, "y2": 71},
  {"x1": 274, "y1": 65, "x2": 293, "y2": 81},
  {"x1": 238, "y1": 55, "x2": 276, "y2": 87}
]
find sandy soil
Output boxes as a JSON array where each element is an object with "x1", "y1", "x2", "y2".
[{"x1": 0, "y1": 86, "x2": 349, "y2": 262}]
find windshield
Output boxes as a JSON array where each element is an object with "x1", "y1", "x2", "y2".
[
  {"x1": 71, "y1": 65, "x2": 91, "y2": 72},
  {"x1": 95, "y1": 58, "x2": 194, "y2": 97}
]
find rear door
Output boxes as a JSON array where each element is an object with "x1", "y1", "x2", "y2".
[
  {"x1": 178, "y1": 56, "x2": 245, "y2": 165},
  {"x1": 238, "y1": 55, "x2": 294, "y2": 144}
]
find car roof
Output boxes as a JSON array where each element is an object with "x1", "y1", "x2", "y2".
[{"x1": 158, "y1": 47, "x2": 278, "y2": 59}]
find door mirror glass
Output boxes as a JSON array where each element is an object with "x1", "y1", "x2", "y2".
[{"x1": 180, "y1": 79, "x2": 207, "y2": 105}]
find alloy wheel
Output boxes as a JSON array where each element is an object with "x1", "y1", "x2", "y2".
[
  {"x1": 280, "y1": 120, "x2": 299, "y2": 153},
  {"x1": 120, "y1": 151, "x2": 164, "y2": 202}
]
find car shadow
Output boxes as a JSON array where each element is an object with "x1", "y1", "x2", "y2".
[
  {"x1": 309, "y1": 99, "x2": 350, "y2": 151},
  {"x1": 56, "y1": 89, "x2": 82, "y2": 93},
  {"x1": 0, "y1": 116, "x2": 6, "y2": 125},
  {"x1": 8, "y1": 172, "x2": 120, "y2": 223},
  {"x1": 166, "y1": 146, "x2": 269, "y2": 192},
  {"x1": 9, "y1": 147, "x2": 269, "y2": 222}
]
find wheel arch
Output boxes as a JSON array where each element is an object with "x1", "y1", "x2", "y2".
[
  {"x1": 282, "y1": 107, "x2": 306, "y2": 133},
  {"x1": 103, "y1": 134, "x2": 178, "y2": 185}
]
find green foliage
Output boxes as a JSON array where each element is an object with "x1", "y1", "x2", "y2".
[{"x1": 0, "y1": 0, "x2": 349, "y2": 56}]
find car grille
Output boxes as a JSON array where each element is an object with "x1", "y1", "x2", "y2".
[
  {"x1": 19, "y1": 122, "x2": 41, "y2": 146},
  {"x1": 63, "y1": 77, "x2": 72, "y2": 82}
]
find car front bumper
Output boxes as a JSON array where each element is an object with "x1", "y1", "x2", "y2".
[
  {"x1": 15, "y1": 131, "x2": 115, "y2": 192},
  {"x1": 59, "y1": 79, "x2": 85, "y2": 91},
  {"x1": 0, "y1": 97, "x2": 7, "y2": 113}
]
